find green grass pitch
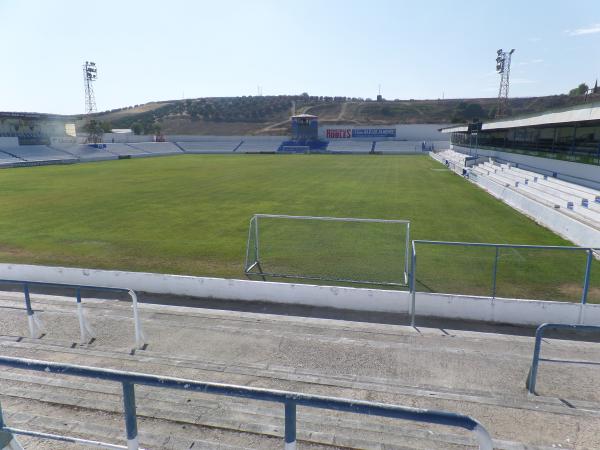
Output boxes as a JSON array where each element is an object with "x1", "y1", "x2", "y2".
[{"x1": 0, "y1": 154, "x2": 597, "y2": 303}]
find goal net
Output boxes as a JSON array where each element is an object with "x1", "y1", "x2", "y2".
[{"x1": 244, "y1": 214, "x2": 410, "y2": 287}]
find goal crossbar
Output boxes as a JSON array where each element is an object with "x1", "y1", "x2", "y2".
[{"x1": 253, "y1": 214, "x2": 411, "y2": 224}]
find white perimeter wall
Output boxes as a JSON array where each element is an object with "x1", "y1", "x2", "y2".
[
  {"x1": 0, "y1": 263, "x2": 598, "y2": 327},
  {"x1": 452, "y1": 145, "x2": 600, "y2": 190}
]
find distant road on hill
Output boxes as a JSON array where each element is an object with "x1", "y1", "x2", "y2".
[{"x1": 70, "y1": 93, "x2": 599, "y2": 136}]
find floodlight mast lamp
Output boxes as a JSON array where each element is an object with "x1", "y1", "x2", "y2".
[
  {"x1": 83, "y1": 61, "x2": 97, "y2": 115},
  {"x1": 495, "y1": 49, "x2": 515, "y2": 118}
]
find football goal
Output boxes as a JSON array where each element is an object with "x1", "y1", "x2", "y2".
[{"x1": 244, "y1": 214, "x2": 410, "y2": 287}]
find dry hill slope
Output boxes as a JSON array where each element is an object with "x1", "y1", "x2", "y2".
[{"x1": 77, "y1": 93, "x2": 600, "y2": 135}]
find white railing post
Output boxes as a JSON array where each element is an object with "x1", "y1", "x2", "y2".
[
  {"x1": 76, "y1": 288, "x2": 95, "y2": 344},
  {"x1": 23, "y1": 284, "x2": 43, "y2": 339},
  {"x1": 473, "y1": 423, "x2": 494, "y2": 450},
  {"x1": 128, "y1": 290, "x2": 146, "y2": 349}
]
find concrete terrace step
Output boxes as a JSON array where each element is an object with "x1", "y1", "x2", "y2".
[
  {"x1": 2, "y1": 334, "x2": 599, "y2": 424},
  {"x1": 0, "y1": 356, "x2": 565, "y2": 450},
  {"x1": 3, "y1": 293, "x2": 600, "y2": 401},
  {"x1": 0, "y1": 376, "x2": 477, "y2": 450},
  {"x1": 495, "y1": 164, "x2": 600, "y2": 200},
  {"x1": 473, "y1": 171, "x2": 600, "y2": 230},
  {"x1": 0, "y1": 364, "x2": 580, "y2": 450},
  {"x1": 1, "y1": 399, "x2": 275, "y2": 450},
  {"x1": 0, "y1": 361, "x2": 594, "y2": 450},
  {"x1": 0, "y1": 292, "x2": 599, "y2": 448}
]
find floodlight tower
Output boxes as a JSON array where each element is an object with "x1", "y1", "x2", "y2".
[
  {"x1": 83, "y1": 61, "x2": 98, "y2": 115},
  {"x1": 83, "y1": 61, "x2": 102, "y2": 144},
  {"x1": 495, "y1": 49, "x2": 515, "y2": 118}
]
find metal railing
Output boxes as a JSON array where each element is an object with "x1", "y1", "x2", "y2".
[
  {"x1": 409, "y1": 241, "x2": 597, "y2": 327},
  {"x1": 244, "y1": 214, "x2": 411, "y2": 287},
  {"x1": 0, "y1": 279, "x2": 146, "y2": 349},
  {"x1": 0, "y1": 356, "x2": 494, "y2": 450},
  {"x1": 444, "y1": 159, "x2": 466, "y2": 176},
  {"x1": 525, "y1": 323, "x2": 600, "y2": 394},
  {"x1": 431, "y1": 152, "x2": 468, "y2": 176}
]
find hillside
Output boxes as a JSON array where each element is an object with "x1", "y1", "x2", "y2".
[{"x1": 79, "y1": 93, "x2": 600, "y2": 136}]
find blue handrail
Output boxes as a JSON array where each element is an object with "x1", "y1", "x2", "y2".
[
  {"x1": 0, "y1": 278, "x2": 146, "y2": 349},
  {"x1": 0, "y1": 355, "x2": 494, "y2": 450},
  {"x1": 526, "y1": 322, "x2": 600, "y2": 394}
]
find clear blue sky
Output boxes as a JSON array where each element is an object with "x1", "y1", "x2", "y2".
[{"x1": 1, "y1": 0, "x2": 599, "y2": 115}]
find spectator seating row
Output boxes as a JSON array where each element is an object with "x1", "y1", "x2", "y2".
[
  {"x1": 0, "y1": 150, "x2": 23, "y2": 165},
  {"x1": 375, "y1": 140, "x2": 446, "y2": 153},
  {"x1": 470, "y1": 159, "x2": 600, "y2": 227},
  {"x1": 51, "y1": 144, "x2": 117, "y2": 161},
  {"x1": 326, "y1": 140, "x2": 373, "y2": 152},
  {"x1": 0, "y1": 145, "x2": 75, "y2": 162},
  {"x1": 125, "y1": 142, "x2": 183, "y2": 154},
  {"x1": 176, "y1": 140, "x2": 242, "y2": 153},
  {"x1": 102, "y1": 143, "x2": 149, "y2": 156},
  {"x1": 435, "y1": 149, "x2": 468, "y2": 165},
  {"x1": 238, "y1": 137, "x2": 283, "y2": 152},
  {"x1": 431, "y1": 149, "x2": 469, "y2": 174}
]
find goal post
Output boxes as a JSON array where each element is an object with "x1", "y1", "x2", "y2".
[{"x1": 244, "y1": 214, "x2": 410, "y2": 287}]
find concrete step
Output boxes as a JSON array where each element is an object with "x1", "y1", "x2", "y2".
[
  {"x1": 1, "y1": 398, "x2": 280, "y2": 450},
  {"x1": 1, "y1": 293, "x2": 599, "y2": 448},
  {"x1": 3, "y1": 293, "x2": 600, "y2": 405},
  {"x1": 2, "y1": 335, "x2": 599, "y2": 420},
  {"x1": 0, "y1": 334, "x2": 598, "y2": 449},
  {"x1": 0, "y1": 380, "x2": 467, "y2": 449},
  {"x1": 488, "y1": 180, "x2": 600, "y2": 230},
  {"x1": 0, "y1": 366, "x2": 561, "y2": 450}
]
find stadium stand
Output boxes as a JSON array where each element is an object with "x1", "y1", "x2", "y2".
[
  {"x1": 435, "y1": 149, "x2": 468, "y2": 165},
  {"x1": 238, "y1": 137, "x2": 284, "y2": 153},
  {"x1": 0, "y1": 291, "x2": 597, "y2": 449},
  {"x1": 469, "y1": 158, "x2": 600, "y2": 227},
  {"x1": 375, "y1": 140, "x2": 416, "y2": 152},
  {"x1": 176, "y1": 139, "x2": 242, "y2": 153},
  {"x1": 375, "y1": 140, "x2": 447, "y2": 153},
  {"x1": 326, "y1": 140, "x2": 374, "y2": 152},
  {"x1": 103, "y1": 143, "x2": 151, "y2": 157},
  {"x1": 125, "y1": 142, "x2": 183, "y2": 155},
  {"x1": 0, "y1": 145, "x2": 76, "y2": 162},
  {"x1": 50, "y1": 144, "x2": 117, "y2": 161},
  {"x1": 0, "y1": 151, "x2": 23, "y2": 166},
  {"x1": 433, "y1": 149, "x2": 600, "y2": 229},
  {"x1": 431, "y1": 149, "x2": 471, "y2": 174},
  {"x1": 0, "y1": 135, "x2": 449, "y2": 162}
]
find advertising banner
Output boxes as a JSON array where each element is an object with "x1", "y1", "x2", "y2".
[{"x1": 325, "y1": 128, "x2": 396, "y2": 139}]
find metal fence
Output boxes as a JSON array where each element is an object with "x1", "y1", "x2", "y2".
[
  {"x1": 0, "y1": 355, "x2": 494, "y2": 450},
  {"x1": 245, "y1": 214, "x2": 411, "y2": 287},
  {"x1": 409, "y1": 241, "x2": 599, "y2": 326},
  {"x1": 525, "y1": 323, "x2": 600, "y2": 394},
  {"x1": 0, "y1": 279, "x2": 146, "y2": 349}
]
